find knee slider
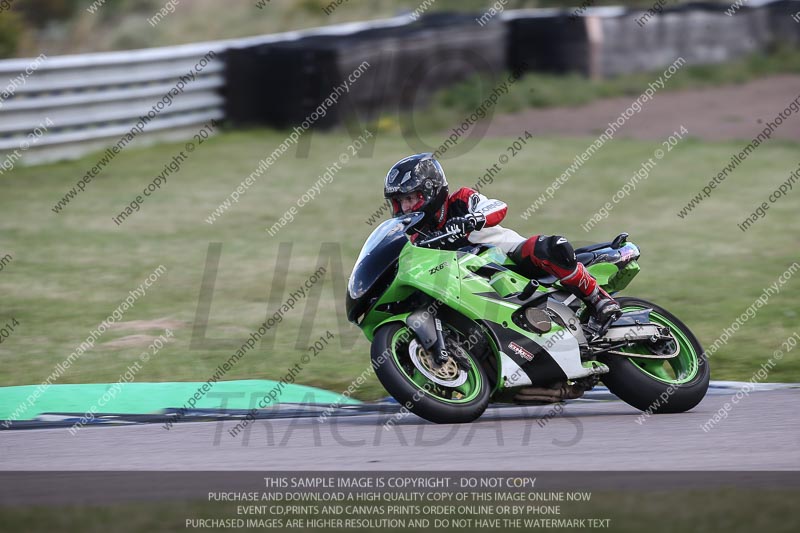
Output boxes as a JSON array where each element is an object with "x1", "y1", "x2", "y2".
[{"x1": 536, "y1": 235, "x2": 576, "y2": 270}]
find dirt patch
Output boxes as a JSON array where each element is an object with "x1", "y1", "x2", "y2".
[
  {"x1": 485, "y1": 75, "x2": 800, "y2": 141},
  {"x1": 102, "y1": 334, "x2": 158, "y2": 348},
  {"x1": 107, "y1": 318, "x2": 183, "y2": 331}
]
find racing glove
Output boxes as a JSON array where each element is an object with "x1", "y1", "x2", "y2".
[{"x1": 444, "y1": 213, "x2": 486, "y2": 236}]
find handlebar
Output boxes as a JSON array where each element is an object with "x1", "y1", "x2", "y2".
[{"x1": 415, "y1": 228, "x2": 460, "y2": 248}]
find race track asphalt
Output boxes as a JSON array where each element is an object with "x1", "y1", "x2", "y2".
[{"x1": 2, "y1": 390, "x2": 797, "y2": 471}]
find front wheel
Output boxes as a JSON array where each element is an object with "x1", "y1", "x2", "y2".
[
  {"x1": 599, "y1": 297, "x2": 710, "y2": 414},
  {"x1": 372, "y1": 322, "x2": 490, "y2": 424}
]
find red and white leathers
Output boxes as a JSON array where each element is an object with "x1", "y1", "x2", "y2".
[
  {"x1": 433, "y1": 187, "x2": 526, "y2": 254},
  {"x1": 423, "y1": 188, "x2": 607, "y2": 304}
]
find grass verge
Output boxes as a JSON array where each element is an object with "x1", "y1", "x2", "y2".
[{"x1": 0, "y1": 124, "x2": 798, "y2": 399}]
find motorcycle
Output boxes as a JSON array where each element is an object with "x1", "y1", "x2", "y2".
[{"x1": 346, "y1": 212, "x2": 709, "y2": 423}]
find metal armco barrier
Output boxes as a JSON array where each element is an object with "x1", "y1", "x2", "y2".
[
  {"x1": 0, "y1": 44, "x2": 225, "y2": 165},
  {"x1": 0, "y1": 15, "x2": 414, "y2": 165},
  {"x1": 1, "y1": 1, "x2": 798, "y2": 165}
]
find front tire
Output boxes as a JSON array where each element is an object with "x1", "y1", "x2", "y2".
[
  {"x1": 599, "y1": 297, "x2": 710, "y2": 414},
  {"x1": 372, "y1": 322, "x2": 490, "y2": 424}
]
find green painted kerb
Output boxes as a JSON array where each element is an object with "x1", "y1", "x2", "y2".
[{"x1": 0, "y1": 380, "x2": 361, "y2": 421}]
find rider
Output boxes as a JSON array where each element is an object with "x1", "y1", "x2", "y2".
[{"x1": 383, "y1": 153, "x2": 622, "y2": 329}]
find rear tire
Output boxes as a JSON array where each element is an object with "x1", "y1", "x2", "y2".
[
  {"x1": 599, "y1": 297, "x2": 710, "y2": 414},
  {"x1": 372, "y1": 322, "x2": 490, "y2": 424}
]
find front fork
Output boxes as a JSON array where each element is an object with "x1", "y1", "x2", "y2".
[
  {"x1": 404, "y1": 307, "x2": 450, "y2": 368},
  {"x1": 403, "y1": 302, "x2": 477, "y2": 371}
]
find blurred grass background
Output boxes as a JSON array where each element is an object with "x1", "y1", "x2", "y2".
[
  {"x1": 1, "y1": 6, "x2": 799, "y2": 398},
  {"x1": 1, "y1": 98, "x2": 798, "y2": 398}
]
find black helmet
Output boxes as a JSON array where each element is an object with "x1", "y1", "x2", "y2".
[{"x1": 384, "y1": 153, "x2": 449, "y2": 228}]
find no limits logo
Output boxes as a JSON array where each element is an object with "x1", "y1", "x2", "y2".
[{"x1": 508, "y1": 341, "x2": 535, "y2": 361}]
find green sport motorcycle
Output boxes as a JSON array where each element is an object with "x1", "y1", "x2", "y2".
[{"x1": 346, "y1": 212, "x2": 710, "y2": 423}]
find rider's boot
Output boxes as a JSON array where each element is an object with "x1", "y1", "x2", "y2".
[
  {"x1": 584, "y1": 286, "x2": 623, "y2": 334},
  {"x1": 508, "y1": 236, "x2": 621, "y2": 334},
  {"x1": 560, "y1": 263, "x2": 622, "y2": 335}
]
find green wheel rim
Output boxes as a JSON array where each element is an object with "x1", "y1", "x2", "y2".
[
  {"x1": 616, "y1": 305, "x2": 699, "y2": 385},
  {"x1": 389, "y1": 327, "x2": 483, "y2": 404}
]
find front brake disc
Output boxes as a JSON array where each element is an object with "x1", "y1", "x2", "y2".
[{"x1": 408, "y1": 339, "x2": 468, "y2": 387}]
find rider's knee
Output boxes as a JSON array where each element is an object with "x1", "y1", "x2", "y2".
[{"x1": 535, "y1": 234, "x2": 577, "y2": 270}]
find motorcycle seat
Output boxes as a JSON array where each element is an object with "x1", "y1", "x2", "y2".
[
  {"x1": 575, "y1": 233, "x2": 629, "y2": 254},
  {"x1": 574, "y1": 242, "x2": 614, "y2": 254}
]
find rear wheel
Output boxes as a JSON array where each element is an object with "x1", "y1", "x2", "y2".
[
  {"x1": 599, "y1": 297, "x2": 709, "y2": 414},
  {"x1": 372, "y1": 322, "x2": 490, "y2": 424}
]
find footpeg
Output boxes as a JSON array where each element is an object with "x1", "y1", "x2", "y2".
[
  {"x1": 584, "y1": 315, "x2": 616, "y2": 341},
  {"x1": 584, "y1": 299, "x2": 623, "y2": 340}
]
